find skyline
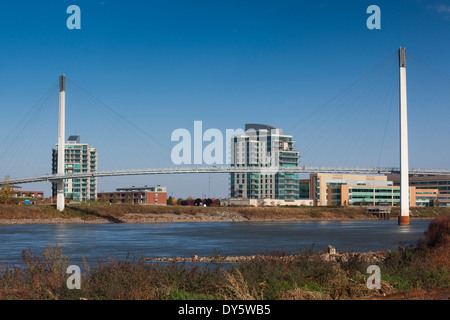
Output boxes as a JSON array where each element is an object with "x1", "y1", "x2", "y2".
[{"x1": 1, "y1": 0, "x2": 450, "y2": 198}]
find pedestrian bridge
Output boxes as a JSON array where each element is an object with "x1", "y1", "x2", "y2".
[{"x1": 2, "y1": 166, "x2": 450, "y2": 185}]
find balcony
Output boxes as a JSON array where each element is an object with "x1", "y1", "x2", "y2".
[
  {"x1": 279, "y1": 158, "x2": 298, "y2": 165},
  {"x1": 279, "y1": 152, "x2": 298, "y2": 158}
]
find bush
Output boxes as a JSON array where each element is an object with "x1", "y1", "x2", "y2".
[{"x1": 424, "y1": 214, "x2": 450, "y2": 248}]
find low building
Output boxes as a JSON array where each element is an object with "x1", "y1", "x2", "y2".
[
  {"x1": 303, "y1": 173, "x2": 443, "y2": 207},
  {"x1": 388, "y1": 173, "x2": 450, "y2": 207},
  {"x1": 414, "y1": 188, "x2": 440, "y2": 207},
  {"x1": 10, "y1": 186, "x2": 44, "y2": 199},
  {"x1": 222, "y1": 198, "x2": 313, "y2": 207},
  {"x1": 98, "y1": 186, "x2": 167, "y2": 205},
  {"x1": 340, "y1": 185, "x2": 429, "y2": 207},
  {"x1": 180, "y1": 198, "x2": 220, "y2": 206},
  {"x1": 307, "y1": 173, "x2": 392, "y2": 206}
]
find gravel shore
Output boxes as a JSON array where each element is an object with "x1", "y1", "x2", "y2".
[{"x1": 0, "y1": 212, "x2": 377, "y2": 225}]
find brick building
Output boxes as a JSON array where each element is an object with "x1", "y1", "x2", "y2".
[
  {"x1": 98, "y1": 186, "x2": 167, "y2": 205},
  {"x1": 11, "y1": 187, "x2": 44, "y2": 199}
]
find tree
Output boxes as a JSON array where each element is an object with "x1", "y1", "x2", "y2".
[
  {"x1": 167, "y1": 196, "x2": 174, "y2": 205},
  {"x1": 125, "y1": 193, "x2": 133, "y2": 204},
  {"x1": 100, "y1": 193, "x2": 109, "y2": 203},
  {"x1": 0, "y1": 176, "x2": 14, "y2": 204},
  {"x1": 361, "y1": 198, "x2": 367, "y2": 206}
]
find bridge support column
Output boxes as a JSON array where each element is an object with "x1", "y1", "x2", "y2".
[
  {"x1": 398, "y1": 48, "x2": 409, "y2": 226},
  {"x1": 57, "y1": 75, "x2": 66, "y2": 212},
  {"x1": 57, "y1": 179, "x2": 65, "y2": 211}
]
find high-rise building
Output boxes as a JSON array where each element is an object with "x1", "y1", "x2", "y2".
[
  {"x1": 52, "y1": 136, "x2": 97, "y2": 201},
  {"x1": 230, "y1": 124, "x2": 300, "y2": 200}
]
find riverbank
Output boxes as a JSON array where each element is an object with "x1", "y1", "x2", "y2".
[
  {"x1": 0, "y1": 215, "x2": 448, "y2": 300},
  {"x1": 0, "y1": 204, "x2": 447, "y2": 224},
  {"x1": 0, "y1": 220, "x2": 448, "y2": 300}
]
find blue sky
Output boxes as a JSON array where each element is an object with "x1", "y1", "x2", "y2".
[{"x1": 1, "y1": 0, "x2": 449, "y2": 198}]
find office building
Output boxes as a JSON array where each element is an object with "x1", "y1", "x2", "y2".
[
  {"x1": 301, "y1": 173, "x2": 443, "y2": 207},
  {"x1": 52, "y1": 136, "x2": 97, "y2": 201},
  {"x1": 387, "y1": 174, "x2": 450, "y2": 207},
  {"x1": 305, "y1": 173, "x2": 393, "y2": 206}
]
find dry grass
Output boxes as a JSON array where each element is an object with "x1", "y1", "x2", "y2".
[
  {"x1": 0, "y1": 210, "x2": 448, "y2": 300},
  {"x1": 0, "y1": 241, "x2": 448, "y2": 300},
  {"x1": 219, "y1": 269, "x2": 259, "y2": 300},
  {"x1": 282, "y1": 286, "x2": 330, "y2": 300},
  {"x1": 0, "y1": 205, "x2": 62, "y2": 219},
  {"x1": 0, "y1": 203, "x2": 448, "y2": 222},
  {"x1": 232, "y1": 206, "x2": 371, "y2": 220}
]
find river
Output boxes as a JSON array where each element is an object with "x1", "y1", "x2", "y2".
[{"x1": 0, "y1": 219, "x2": 431, "y2": 266}]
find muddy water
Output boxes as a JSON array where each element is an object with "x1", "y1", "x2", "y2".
[{"x1": 0, "y1": 219, "x2": 431, "y2": 266}]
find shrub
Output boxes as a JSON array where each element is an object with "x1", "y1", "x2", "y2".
[{"x1": 424, "y1": 214, "x2": 450, "y2": 248}]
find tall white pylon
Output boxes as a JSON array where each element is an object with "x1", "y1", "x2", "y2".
[
  {"x1": 398, "y1": 48, "x2": 409, "y2": 226},
  {"x1": 57, "y1": 74, "x2": 66, "y2": 212}
]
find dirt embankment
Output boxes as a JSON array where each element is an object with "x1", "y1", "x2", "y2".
[{"x1": 0, "y1": 204, "x2": 447, "y2": 224}]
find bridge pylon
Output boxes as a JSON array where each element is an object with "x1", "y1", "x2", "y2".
[
  {"x1": 56, "y1": 75, "x2": 66, "y2": 212},
  {"x1": 398, "y1": 48, "x2": 409, "y2": 226}
]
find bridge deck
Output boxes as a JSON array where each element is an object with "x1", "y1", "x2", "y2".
[{"x1": 2, "y1": 166, "x2": 450, "y2": 185}]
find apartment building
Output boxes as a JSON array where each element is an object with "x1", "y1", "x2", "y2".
[
  {"x1": 98, "y1": 186, "x2": 167, "y2": 205},
  {"x1": 52, "y1": 135, "x2": 97, "y2": 201},
  {"x1": 230, "y1": 124, "x2": 300, "y2": 200}
]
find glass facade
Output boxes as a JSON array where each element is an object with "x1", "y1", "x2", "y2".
[
  {"x1": 230, "y1": 125, "x2": 300, "y2": 200},
  {"x1": 347, "y1": 187, "x2": 402, "y2": 206},
  {"x1": 299, "y1": 181, "x2": 310, "y2": 199},
  {"x1": 388, "y1": 174, "x2": 450, "y2": 207},
  {"x1": 52, "y1": 137, "x2": 97, "y2": 201},
  {"x1": 410, "y1": 180, "x2": 450, "y2": 194}
]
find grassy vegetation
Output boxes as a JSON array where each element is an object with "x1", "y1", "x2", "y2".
[
  {"x1": 0, "y1": 203, "x2": 448, "y2": 221},
  {"x1": 0, "y1": 215, "x2": 448, "y2": 300}
]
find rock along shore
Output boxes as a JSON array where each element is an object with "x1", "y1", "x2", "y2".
[
  {"x1": 144, "y1": 245, "x2": 387, "y2": 264},
  {"x1": 0, "y1": 211, "x2": 382, "y2": 225}
]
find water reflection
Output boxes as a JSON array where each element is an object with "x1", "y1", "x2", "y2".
[{"x1": 397, "y1": 225, "x2": 414, "y2": 234}]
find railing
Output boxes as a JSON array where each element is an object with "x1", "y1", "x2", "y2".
[{"x1": 2, "y1": 166, "x2": 450, "y2": 185}]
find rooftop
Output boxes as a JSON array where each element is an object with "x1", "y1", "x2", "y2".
[
  {"x1": 67, "y1": 135, "x2": 80, "y2": 144},
  {"x1": 245, "y1": 123, "x2": 282, "y2": 134}
]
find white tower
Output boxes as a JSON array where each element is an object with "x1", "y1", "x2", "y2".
[
  {"x1": 56, "y1": 74, "x2": 66, "y2": 212},
  {"x1": 398, "y1": 48, "x2": 409, "y2": 226}
]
